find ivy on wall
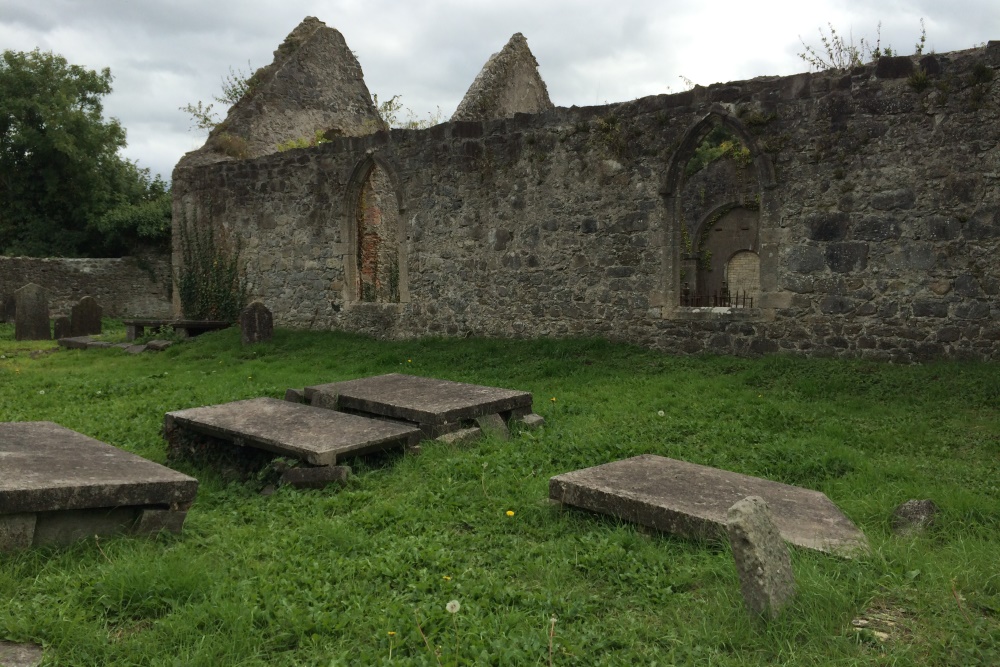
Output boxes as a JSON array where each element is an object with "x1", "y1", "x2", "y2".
[{"x1": 178, "y1": 218, "x2": 248, "y2": 321}]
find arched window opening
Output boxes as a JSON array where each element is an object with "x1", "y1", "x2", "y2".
[{"x1": 355, "y1": 163, "x2": 400, "y2": 303}]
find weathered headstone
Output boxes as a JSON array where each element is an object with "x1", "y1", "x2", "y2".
[
  {"x1": 13, "y1": 283, "x2": 50, "y2": 341},
  {"x1": 549, "y1": 455, "x2": 869, "y2": 556},
  {"x1": 891, "y1": 499, "x2": 939, "y2": 536},
  {"x1": 726, "y1": 496, "x2": 796, "y2": 618},
  {"x1": 240, "y1": 300, "x2": 273, "y2": 345},
  {"x1": 70, "y1": 296, "x2": 102, "y2": 336},
  {"x1": 53, "y1": 316, "x2": 73, "y2": 340},
  {"x1": 280, "y1": 465, "x2": 351, "y2": 490}
]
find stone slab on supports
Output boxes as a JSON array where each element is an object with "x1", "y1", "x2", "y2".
[
  {"x1": 0, "y1": 422, "x2": 197, "y2": 551},
  {"x1": 304, "y1": 373, "x2": 539, "y2": 436},
  {"x1": 165, "y1": 397, "x2": 422, "y2": 467},
  {"x1": 549, "y1": 454, "x2": 868, "y2": 556}
]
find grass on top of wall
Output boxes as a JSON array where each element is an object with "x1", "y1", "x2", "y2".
[{"x1": 0, "y1": 322, "x2": 998, "y2": 666}]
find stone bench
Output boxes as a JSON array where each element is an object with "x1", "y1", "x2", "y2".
[{"x1": 123, "y1": 318, "x2": 232, "y2": 341}]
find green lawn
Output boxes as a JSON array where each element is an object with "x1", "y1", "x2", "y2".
[{"x1": 1, "y1": 323, "x2": 998, "y2": 666}]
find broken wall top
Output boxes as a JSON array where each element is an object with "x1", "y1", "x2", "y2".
[
  {"x1": 177, "y1": 17, "x2": 381, "y2": 169},
  {"x1": 452, "y1": 32, "x2": 554, "y2": 122}
]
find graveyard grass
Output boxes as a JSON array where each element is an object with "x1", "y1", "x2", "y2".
[{"x1": 0, "y1": 323, "x2": 998, "y2": 666}]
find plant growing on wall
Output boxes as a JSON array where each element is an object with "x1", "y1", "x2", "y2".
[{"x1": 177, "y1": 218, "x2": 248, "y2": 321}]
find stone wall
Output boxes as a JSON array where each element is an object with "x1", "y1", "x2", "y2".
[
  {"x1": 0, "y1": 254, "x2": 172, "y2": 319},
  {"x1": 173, "y1": 42, "x2": 1000, "y2": 361}
]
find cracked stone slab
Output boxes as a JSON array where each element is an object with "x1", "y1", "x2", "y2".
[
  {"x1": 0, "y1": 422, "x2": 197, "y2": 550},
  {"x1": 165, "y1": 397, "x2": 422, "y2": 466},
  {"x1": 549, "y1": 454, "x2": 868, "y2": 556},
  {"x1": 304, "y1": 373, "x2": 534, "y2": 427}
]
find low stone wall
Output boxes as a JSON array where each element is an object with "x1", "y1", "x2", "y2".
[{"x1": 0, "y1": 254, "x2": 172, "y2": 319}]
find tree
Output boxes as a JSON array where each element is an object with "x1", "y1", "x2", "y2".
[{"x1": 0, "y1": 48, "x2": 168, "y2": 257}]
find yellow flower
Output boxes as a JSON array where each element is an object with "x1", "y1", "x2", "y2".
[
  {"x1": 442, "y1": 575, "x2": 451, "y2": 581},
  {"x1": 387, "y1": 631, "x2": 396, "y2": 637},
  {"x1": 506, "y1": 510, "x2": 515, "y2": 517},
  {"x1": 407, "y1": 359, "x2": 412, "y2": 363},
  {"x1": 550, "y1": 397, "x2": 556, "y2": 402}
]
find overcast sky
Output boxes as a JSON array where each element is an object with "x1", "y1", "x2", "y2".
[{"x1": 2, "y1": 0, "x2": 996, "y2": 181}]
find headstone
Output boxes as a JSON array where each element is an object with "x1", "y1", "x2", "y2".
[
  {"x1": 0, "y1": 422, "x2": 197, "y2": 551},
  {"x1": 475, "y1": 413, "x2": 510, "y2": 440},
  {"x1": 304, "y1": 373, "x2": 539, "y2": 438},
  {"x1": 549, "y1": 455, "x2": 869, "y2": 556},
  {"x1": 284, "y1": 388, "x2": 305, "y2": 403},
  {"x1": 165, "y1": 397, "x2": 422, "y2": 467},
  {"x1": 13, "y1": 283, "x2": 50, "y2": 341},
  {"x1": 57, "y1": 336, "x2": 91, "y2": 350},
  {"x1": 1, "y1": 293, "x2": 16, "y2": 323},
  {"x1": 891, "y1": 499, "x2": 939, "y2": 536},
  {"x1": 53, "y1": 316, "x2": 73, "y2": 340},
  {"x1": 726, "y1": 496, "x2": 796, "y2": 618},
  {"x1": 240, "y1": 300, "x2": 273, "y2": 345},
  {"x1": 70, "y1": 296, "x2": 102, "y2": 336}
]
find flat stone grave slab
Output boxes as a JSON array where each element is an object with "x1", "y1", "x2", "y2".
[
  {"x1": 549, "y1": 454, "x2": 868, "y2": 556},
  {"x1": 165, "y1": 397, "x2": 422, "y2": 467},
  {"x1": 0, "y1": 422, "x2": 197, "y2": 551},
  {"x1": 303, "y1": 373, "x2": 536, "y2": 436}
]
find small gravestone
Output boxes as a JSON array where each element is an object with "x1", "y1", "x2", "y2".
[
  {"x1": 892, "y1": 499, "x2": 939, "y2": 536},
  {"x1": 727, "y1": 496, "x2": 796, "y2": 618},
  {"x1": 53, "y1": 316, "x2": 73, "y2": 340},
  {"x1": 70, "y1": 296, "x2": 102, "y2": 336},
  {"x1": 1, "y1": 293, "x2": 15, "y2": 323},
  {"x1": 14, "y1": 283, "x2": 50, "y2": 341},
  {"x1": 240, "y1": 300, "x2": 273, "y2": 345},
  {"x1": 280, "y1": 465, "x2": 351, "y2": 489}
]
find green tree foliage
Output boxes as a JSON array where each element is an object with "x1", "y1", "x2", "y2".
[
  {"x1": 0, "y1": 48, "x2": 169, "y2": 257},
  {"x1": 179, "y1": 62, "x2": 257, "y2": 132}
]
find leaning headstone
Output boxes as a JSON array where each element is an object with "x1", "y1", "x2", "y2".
[
  {"x1": 892, "y1": 499, "x2": 940, "y2": 536},
  {"x1": 726, "y1": 496, "x2": 796, "y2": 619},
  {"x1": 53, "y1": 316, "x2": 73, "y2": 340},
  {"x1": 13, "y1": 283, "x2": 50, "y2": 341},
  {"x1": 70, "y1": 296, "x2": 102, "y2": 336},
  {"x1": 240, "y1": 300, "x2": 273, "y2": 345}
]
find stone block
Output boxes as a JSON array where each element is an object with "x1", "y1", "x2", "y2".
[
  {"x1": 125, "y1": 344, "x2": 147, "y2": 355},
  {"x1": 726, "y1": 496, "x2": 796, "y2": 618},
  {"x1": 0, "y1": 513, "x2": 37, "y2": 553},
  {"x1": 70, "y1": 296, "x2": 102, "y2": 336},
  {"x1": 145, "y1": 340, "x2": 174, "y2": 351},
  {"x1": 891, "y1": 499, "x2": 939, "y2": 536},
  {"x1": 1, "y1": 293, "x2": 15, "y2": 323},
  {"x1": 57, "y1": 336, "x2": 92, "y2": 350},
  {"x1": 519, "y1": 413, "x2": 545, "y2": 429},
  {"x1": 280, "y1": 465, "x2": 351, "y2": 490},
  {"x1": 475, "y1": 413, "x2": 510, "y2": 440},
  {"x1": 134, "y1": 509, "x2": 188, "y2": 536},
  {"x1": 166, "y1": 397, "x2": 422, "y2": 466},
  {"x1": 436, "y1": 427, "x2": 482, "y2": 445},
  {"x1": 240, "y1": 300, "x2": 273, "y2": 345},
  {"x1": 284, "y1": 388, "x2": 305, "y2": 403},
  {"x1": 14, "y1": 283, "x2": 50, "y2": 341},
  {"x1": 0, "y1": 640, "x2": 44, "y2": 667},
  {"x1": 53, "y1": 316, "x2": 72, "y2": 340},
  {"x1": 549, "y1": 455, "x2": 868, "y2": 556}
]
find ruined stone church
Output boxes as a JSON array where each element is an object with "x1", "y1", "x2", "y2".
[{"x1": 173, "y1": 17, "x2": 1000, "y2": 361}]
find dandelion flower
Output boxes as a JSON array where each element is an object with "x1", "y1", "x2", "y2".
[
  {"x1": 387, "y1": 631, "x2": 396, "y2": 636},
  {"x1": 407, "y1": 359, "x2": 412, "y2": 363},
  {"x1": 657, "y1": 410, "x2": 665, "y2": 417},
  {"x1": 506, "y1": 510, "x2": 515, "y2": 517},
  {"x1": 550, "y1": 397, "x2": 556, "y2": 402},
  {"x1": 442, "y1": 575, "x2": 451, "y2": 581},
  {"x1": 446, "y1": 600, "x2": 461, "y2": 614}
]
